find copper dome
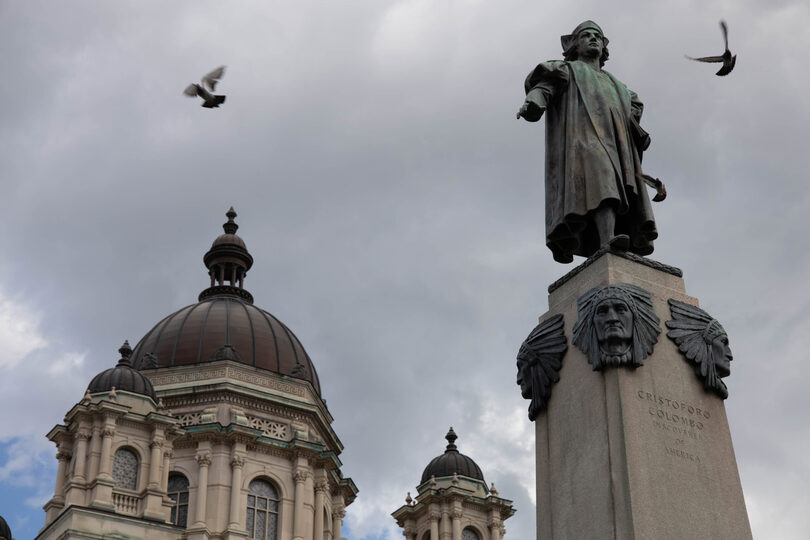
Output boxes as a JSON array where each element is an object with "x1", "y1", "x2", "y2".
[
  {"x1": 88, "y1": 341, "x2": 157, "y2": 400},
  {"x1": 0, "y1": 514, "x2": 11, "y2": 540},
  {"x1": 129, "y1": 209, "x2": 321, "y2": 396},
  {"x1": 421, "y1": 427, "x2": 485, "y2": 484}
]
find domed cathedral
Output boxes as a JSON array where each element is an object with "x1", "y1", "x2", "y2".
[
  {"x1": 0, "y1": 514, "x2": 12, "y2": 540},
  {"x1": 392, "y1": 428, "x2": 515, "y2": 540},
  {"x1": 38, "y1": 209, "x2": 357, "y2": 540}
]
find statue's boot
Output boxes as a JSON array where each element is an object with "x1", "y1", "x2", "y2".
[{"x1": 607, "y1": 234, "x2": 630, "y2": 251}]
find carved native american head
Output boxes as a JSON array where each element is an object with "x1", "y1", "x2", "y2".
[
  {"x1": 572, "y1": 283, "x2": 661, "y2": 370},
  {"x1": 666, "y1": 299, "x2": 733, "y2": 399},
  {"x1": 516, "y1": 314, "x2": 567, "y2": 420}
]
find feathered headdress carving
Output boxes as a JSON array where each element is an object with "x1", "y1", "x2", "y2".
[
  {"x1": 666, "y1": 299, "x2": 730, "y2": 399},
  {"x1": 516, "y1": 314, "x2": 567, "y2": 420}
]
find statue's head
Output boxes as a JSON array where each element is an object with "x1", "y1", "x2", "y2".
[
  {"x1": 666, "y1": 299, "x2": 733, "y2": 398},
  {"x1": 561, "y1": 20, "x2": 610, "y2": 67},
  {"x1": 573, "y1": 284, "x2": 660, "y2": 370}
]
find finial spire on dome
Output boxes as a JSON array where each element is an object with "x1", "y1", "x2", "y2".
[
  {"x1": 224, "y1": 207, "x2": 239, "y2": 234},
  {"x1": 117, "y1": 340, "x2": 132, "y2": 366},
  {"x1": 445, "y1": 427, "x2": 458, "y2": 452}
]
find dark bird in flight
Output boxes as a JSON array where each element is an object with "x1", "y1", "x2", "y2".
[
  {"x1": 686, "y1": 21, "x2": 736, "y2": 76},
  {"x1": 183, "y1": 66, "x2": 227, "y2": 108}
]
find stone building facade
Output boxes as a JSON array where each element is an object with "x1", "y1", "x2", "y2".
[
  {"x1": 37, "y1": 209, "x2": 357, "y2": 540},
  {"x1": 392, "y1": 429, "x2": 514, "y2": 540}
]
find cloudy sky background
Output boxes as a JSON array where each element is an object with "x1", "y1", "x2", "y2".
[{"x1": 1, "y1": 0, "x2": 809, "y2": 538}]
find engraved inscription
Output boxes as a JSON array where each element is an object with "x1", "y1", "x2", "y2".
[{"x1": 637, "y1": 389, "x2": 709, "y2": 465}]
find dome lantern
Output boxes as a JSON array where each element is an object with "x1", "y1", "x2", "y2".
[{"x1": 200, "y1": 207, "x2": 254, "y2": 303}]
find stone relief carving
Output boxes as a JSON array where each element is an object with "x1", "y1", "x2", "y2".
[
  {"x1": 176, "y1": 412, "x2": 202, "y2": 427},
  {"x1": 666, "y1": 299, "x2": 733, "y2": 399},
  {"x1": 516, "y1": 314, "x2": 567, "y2": 420},
  {"x1": 573, "y1": 283, "x2": 660, "y2": 370},
  {"x1": 246, "y1": 415, "x2": 289, "y2": 440}
]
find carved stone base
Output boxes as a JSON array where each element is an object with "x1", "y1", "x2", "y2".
[{"x1": 534, "y1": 252, "x2": 751, "y2": 540}]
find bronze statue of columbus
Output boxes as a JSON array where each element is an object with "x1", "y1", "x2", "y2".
[{"x1": 517, "y1": 21, "x2": 661, "y2": 264}]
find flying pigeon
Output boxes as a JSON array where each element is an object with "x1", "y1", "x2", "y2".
[
  {"x1": 686, "y1": 21, "x2": 736, "y2": 76},
  {"x1": 183, "y1": 66, "x2": 227, "y2": 108}
]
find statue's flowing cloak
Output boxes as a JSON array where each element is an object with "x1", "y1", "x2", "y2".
[{"x1": 524, "y1": 60, "x2": 658, "y2": 263}]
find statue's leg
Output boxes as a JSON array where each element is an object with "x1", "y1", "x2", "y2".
[{"x1": 593, "y1": 204, "x2": 629, "y2": 251}]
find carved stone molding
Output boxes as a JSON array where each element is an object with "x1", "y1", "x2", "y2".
[
  {"x1": 56, "y1": 451, "x2": 72, "y2": 462},
  {"x1": 294, "y1": 469, "x2": 310, "y2": 484},
  {"x1": 517, "y1": 313, "x2": 567, "y2": 420},
  {"x1": 75, "y1": 430, "x2": 92, "y2": 441},
  {"x1": 146, "y1": 364, "x2": 308, "y2": 398},
  {"x1": 231, "y1": 454, "x2": 246, "y2": 468},
  {"x1": 315, "y1": 479, "x2": 329, "y2": 493},
  {"x1": 429, "y1": 511, "x2": 440, "y2": 522},
  {"x1": 573, "y1": 283, "x2": 661, "y2": 370},
  {"x1": 102, "y1": 427, "x2": 116, "y2": 438},
  {"x1": 150, "y1": 439, "x2": 164, "y2": 449},
  {"x1": 195, "y1": 453, "x2": 212, "y2": 467}
]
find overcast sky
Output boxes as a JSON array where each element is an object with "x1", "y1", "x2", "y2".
[{"x1": 1, "y1": 0, "x2": 809, "y2": 539}]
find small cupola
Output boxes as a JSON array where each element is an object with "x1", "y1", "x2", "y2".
[
  {"x1": 87, "y1": 341, "x2": 157, "y2": 401},
  {"x1": 199, "y1": 207, "x2": 254, "y2": 303}
]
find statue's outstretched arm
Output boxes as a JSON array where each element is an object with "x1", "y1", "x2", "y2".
[{"x1": 517, "y1": 61, "x2": 568, "y2": 122}]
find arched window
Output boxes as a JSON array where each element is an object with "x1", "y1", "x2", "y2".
[
  {"x1": 167, "y1": 473, "x2": 190, "y2": 527},
  {"x1": 462, "y1": 528, "x2": 481, "y2": 540},
  {"x1": 246, "y1": 478, "x2": 280, "y2": 540},
  {"x1": 421, "y1": 531, "x2": 431, "y2": 540},
  {"x1": 112, "y1": 447, "x2": 139, "y2": 490}
]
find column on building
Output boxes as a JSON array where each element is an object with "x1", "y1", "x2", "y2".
[
  {"x1": 313, "y1": 469, "x2": 328, "y2": 540},
  {"x1": 87, "y1": 425, "x2": 102, "y2": 480},
  {"x1": 228, "y1": 451, "x2": 246, "y2": 528},
  {"x1": 53, "y1": 450, "x2": 71, "y2": 503},
  {"x1": 71, "y1": 428, "x2": 91, "y2": 482},
  {"x1": 292, "y1": 452, "x2": 311, "y2": 540},
  {"x1": 451, "y1": 506, "x2": 463, "y2": 540},
  {"x1": 194, "y1": 451, "x2": 212, "y2": 527},
  {"x1": 429, "y1": 505, "x2": 440, "y2": 540},
  {"x1": 331, "y1": 494, "x2": 345, "y2": 540},
  {"x1": 161, "y1": 449, "x2": 173, "y2": 492},
  {"x1": 440, "y1": 502, "x2": 451, "y2": 540},
  {"x1": 98, "y1": 424, "x2": 116, "y2": 480},
  {"x1": 148, "y1": 435, "x2": 164, "y2": 488}
]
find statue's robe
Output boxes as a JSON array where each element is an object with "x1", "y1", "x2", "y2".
[{"x1": 523, "y1": 60, "x2": 657, "y2": 263}]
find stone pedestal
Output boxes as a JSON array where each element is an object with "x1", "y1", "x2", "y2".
[{"x1": 535, "y1": 252, "x2": 751, "y2": 540}]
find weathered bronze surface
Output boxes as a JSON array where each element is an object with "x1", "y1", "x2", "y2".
[
  {"x1": 517, "y1": 21, "x2": 661, "y2": 263},
  {"x1": 572, "y1": 283, "x2": 660, "y2": 370},
  {"x1": 666, "y1": 299, "x2": 733, "y2": 398},
  {"x1": 516, "y1": 314, "x2": 567, "y2": 420}
]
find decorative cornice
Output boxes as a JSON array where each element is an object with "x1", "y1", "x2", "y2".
[{"x1": 147, "y1": 364, "x2": 308, "y2": 398}]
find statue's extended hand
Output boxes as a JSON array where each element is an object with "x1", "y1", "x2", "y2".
[{"x1": 516, "y1": 100, "x2": 545, "y2": 121}]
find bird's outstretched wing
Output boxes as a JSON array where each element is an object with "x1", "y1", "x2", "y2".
[
  {"x1": 720, "y1": 20, "x2": 729, "y2": 51},
  {"x1": 183, "y1": 83, "x2": 199, "y2": 96},
  {"x1": 685, "y1": 54, "x2": 725, "y2": 63},
  {"x1": 202, "y1": 66, "x2": 226, "y2": 91}
]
